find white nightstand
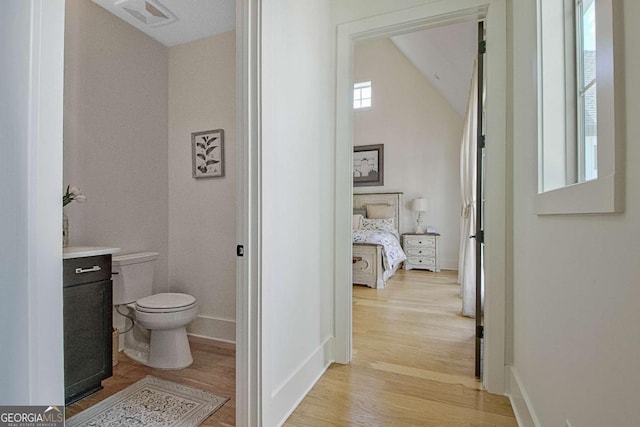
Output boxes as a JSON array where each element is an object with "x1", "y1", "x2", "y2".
[{"x1": 402, "y1": 233, "x2": 440, "y2": 272}]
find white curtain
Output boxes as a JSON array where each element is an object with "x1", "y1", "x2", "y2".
[{"x1": 458, "y1": 58, "x2": 482, "y2": 318}]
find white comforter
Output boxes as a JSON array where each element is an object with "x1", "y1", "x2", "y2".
[{"x1": 352, "y1": 230, "x2": 407, "y2": 272}]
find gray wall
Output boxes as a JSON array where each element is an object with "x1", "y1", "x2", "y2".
[
  {"x1": 168, "y1": 31, "x2": 237, "y2": 342},
  {"x1": 64, "y1": 0, "x2": 169, "y2": 293}
]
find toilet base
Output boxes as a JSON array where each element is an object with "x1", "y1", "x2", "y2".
[
  {"x1": 124, "y1": 326, "x2": 193, "y2": 370},
  {"x1": 124, "y1": 346, "x2": 150, "y2": 366},
  {"x1": 148, "y1": 326, "x2": 193, "y2": 369}
]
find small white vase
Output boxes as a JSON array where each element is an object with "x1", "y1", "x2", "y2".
[{"x1": 63, "y1": 212, "x2": 69, "y2": 248}]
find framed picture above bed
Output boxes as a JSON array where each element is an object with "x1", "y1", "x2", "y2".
[{"x1": 353, "y1": 144, "x2": 383, "y2": 187}]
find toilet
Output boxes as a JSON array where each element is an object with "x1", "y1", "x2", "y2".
[{"x1": 112, "y1": 252, "x2": 197, "y2": 369}]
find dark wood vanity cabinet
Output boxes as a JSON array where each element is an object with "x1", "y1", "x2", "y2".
[{"x1": 63, "y1": 255, "x2": 113, "y2": 405}]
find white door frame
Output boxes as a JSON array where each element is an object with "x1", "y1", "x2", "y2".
[
  {"x1": 236, "y1": 0, "x2": 262, "y2": 425},
  {"x1": 333, "y1": 0, "x2": 508, "y2": 394},
  {"x1": 1, "y1": 0, "x2": 66, "y2": 404},
  {"x1": 27, "y1": 0, "x2": 66, "y2": 403}
]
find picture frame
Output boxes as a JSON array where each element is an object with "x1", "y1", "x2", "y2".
[
  {"x1": 353, "y1": 144, "x2": 384, "y2": 187},
  {"x1": 192, "y1": 129, "x2": 224, "y2": 178}
]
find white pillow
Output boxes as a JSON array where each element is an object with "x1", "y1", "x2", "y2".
[
  {"x1": 352, "y1": 214, "x2": 363, "y2": 230},
  {"x1": 360, "y1": 217, "x2": 395, "y2": 233},
  {"x1": 366, "y1": 204, "x2": 395, "y2": 219}
]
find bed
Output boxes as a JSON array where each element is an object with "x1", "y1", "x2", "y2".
[{"x1": 352, "y1": 192, "x2": 407, "y2": 289}]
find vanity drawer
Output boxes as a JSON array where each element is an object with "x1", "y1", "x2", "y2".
[{"x1": 64, "y1": 255, "x2": 112, "y2": 287}]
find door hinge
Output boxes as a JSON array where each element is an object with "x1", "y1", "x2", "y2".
[
  {"x1": 480, "y1": 134, "x2": 486, "y2": 149},
  {"x1": 470, "y1": 230, "x2": 484, "y2": 244},
  {"x1": 478, "y1": 40, "x2": 486, "y2": 55},
  {"x1": 236, "y1": 245, "x2": 244, "y2": 257},
  {"x1": 476, "y1": 325, "x2": 484, "y2": 339}
]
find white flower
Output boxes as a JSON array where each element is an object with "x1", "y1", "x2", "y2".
[
  {"x1": 63, "y1": 185, "x2": 87, "y2": 207},
  {"x1": 69, "y1": 186, "x2": 82, "y2": 197}
]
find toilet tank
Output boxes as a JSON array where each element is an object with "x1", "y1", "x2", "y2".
[{"x1": 112, "y1": 252, "x2": 159, "y2": 305}]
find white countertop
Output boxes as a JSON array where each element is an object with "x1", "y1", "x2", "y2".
[{"x1": 63, "y1": 246, "x2": 121, "y2": 259}]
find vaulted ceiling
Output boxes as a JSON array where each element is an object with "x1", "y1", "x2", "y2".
[{"x1": 391, "y1": 21, "x2": 478, "y2": 117}]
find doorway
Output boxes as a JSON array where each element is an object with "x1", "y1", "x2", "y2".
[
  {"x1": 61, "y1": 0, "x2": 238, "y2": 422},
  {"x1": 351, "y1": 18, "x2": 481, "y2": 376},
  {"x1": 333, "y1": 0, "x2": 508, "y2": 394}
]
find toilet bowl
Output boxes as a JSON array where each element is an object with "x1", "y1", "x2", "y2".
[{"x1": 112, "y1": 252, "x2": 198, "y2": 369}]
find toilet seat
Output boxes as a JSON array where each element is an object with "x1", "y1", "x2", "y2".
[{"x1": 136, "y1": 293, "x2": 196, "y2": 313}]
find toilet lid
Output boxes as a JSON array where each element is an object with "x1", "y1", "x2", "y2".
[{"x1": 136, "y1": 293, "x2": 196, "y2": 313}]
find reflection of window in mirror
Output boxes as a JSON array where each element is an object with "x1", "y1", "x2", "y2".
[{"x1": 536, "y1": 0, "x2": 624, "y2": 214}]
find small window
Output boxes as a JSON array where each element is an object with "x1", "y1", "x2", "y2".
[{"x1": 353, "y1": 81, "x2": 371, "y2": 109}]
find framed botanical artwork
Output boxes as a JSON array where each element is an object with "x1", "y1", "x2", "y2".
[
  {"x1": 192, "y1": 129, "x2": 224, "y2": 178},
  {"x1": 353, "y1": 144, "x2": 384, "y2": 187}
]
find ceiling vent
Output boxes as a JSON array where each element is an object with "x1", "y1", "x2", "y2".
[{"x1": 115, "y1": 0, "x2": 176, "y2": 27}]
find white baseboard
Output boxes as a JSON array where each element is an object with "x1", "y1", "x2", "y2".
[
  {"x1": 187, "y1": 315, "x2": 236, "y2": 344},
  {"x1": 505, "y1": 366, "x2": 540, "y2": 427},
  {"x1": 439, "y1": 259, "x2": 459, "y2": 271},
  {"x1": 272, "y1": 336, "x2": 334, "y2": 426}
]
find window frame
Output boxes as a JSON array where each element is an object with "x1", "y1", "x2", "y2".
[
  {"x1": 536, "y1": 0, "x2": 624, "y2": 214},
  {"x1": 353, "y1": 80, "x2": 372, "y2": 110},
  {"x1": 575, "y1": 0, "x2": 598, "y2": 182}
]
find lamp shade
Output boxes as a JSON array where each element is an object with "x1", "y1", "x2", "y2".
[{"x1": 411, "y1": 198, "x2": 428, "y2": 212}]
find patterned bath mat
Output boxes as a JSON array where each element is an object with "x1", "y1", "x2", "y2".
[{"x1": 66, "y1": 376, "x2": 228, "y2": 426}]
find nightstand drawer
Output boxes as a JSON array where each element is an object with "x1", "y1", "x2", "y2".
[
  {"x1": 404, "y1": 235, "x2": 435, "y2": 247},
  {"x1": 406, "y1": 247, "x2": 435, "y2": 257},
  {"x1": 407, "y1": 257, "x2": 435, "y2": 268}
]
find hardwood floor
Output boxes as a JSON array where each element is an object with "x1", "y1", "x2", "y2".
[
  {"x1": 285, "y1": 269, "x2": 517, "y2": 426},
  {"x1": 65, "y1": 270, "x2": 516, "y2": 426},
  {"x1": 65, "y1": 336, "x2": 235, "y2": 426}
]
